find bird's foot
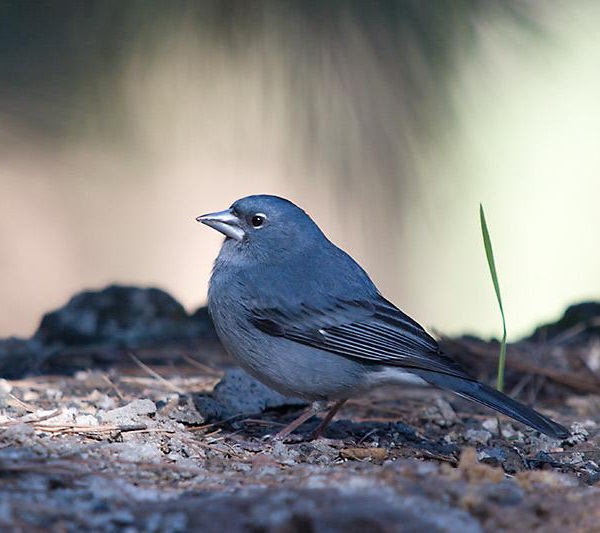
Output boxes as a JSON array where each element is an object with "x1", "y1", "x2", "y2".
[{"x1": 267, "y1": 399, "x2": 348, "y2": 442}]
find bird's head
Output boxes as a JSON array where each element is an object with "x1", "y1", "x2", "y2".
[{"x1": 197, "y1": 195, "x2": 326, "y2": 260}]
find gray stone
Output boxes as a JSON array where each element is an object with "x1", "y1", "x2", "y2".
[
  {"x1": 195, "y1": 368, "x2": 306, "y2": 420},
  {"x1": 100, "y1": 399, "x2": 157, "y2": 425}
]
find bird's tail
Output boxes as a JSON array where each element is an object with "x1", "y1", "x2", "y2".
[{"x1": 414, "y1": 370, "x2": 569, "y2": 439}]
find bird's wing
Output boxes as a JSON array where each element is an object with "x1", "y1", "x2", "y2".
[{"x1": 250, "y1": 295, "x2": 470, "y2": 379}]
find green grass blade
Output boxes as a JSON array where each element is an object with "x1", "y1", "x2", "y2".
[{"x1": 479, "y1": 204, "x2": 507, "y2": 392}]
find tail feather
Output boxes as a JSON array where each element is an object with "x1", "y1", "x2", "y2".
[{"x1": 415, "y1": 370, "x2": 569, "y2": 439}]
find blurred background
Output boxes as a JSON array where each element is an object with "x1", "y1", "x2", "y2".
[{"x1": 1, "y1": 1, "x2": 599, "y2": 340}]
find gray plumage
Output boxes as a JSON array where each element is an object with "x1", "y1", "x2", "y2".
[{"x1": 198, "y1": 195, "x2": 569, "y2": 439}]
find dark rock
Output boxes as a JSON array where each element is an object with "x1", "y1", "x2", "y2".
[
  {"x1": 478, "y1": 446, "x2": 507, "y2": 466},
  {"x1": 478, "y1": 445, "x2": 525, "y2": 473},
  {"x1": 190, "y1": 306, "x2": 217, "y2": 339},
  {"x1": 0, "y1": 285, "x2": 221, "y2": 377},
  {"x1": 527, "y1": 451, "x2": 564, "y2": 469},
  {"x1": 192, "y1": 395, "x2": 229, "y2": 421},
  {"x1": 0, "y1": 337, "x2": 46, "y2": 379},
  {"x1": 34, "y1": 285, "x2": 201, "y2": 346},
  {"x1": 214, "y1": 368, "x2": 306, "y2": 413},
  {"x1": 194, "y1": 368, "x2": 306, "y2": 421},
  {"x1": 580, "y1": 461, "x2": 600, "y2": 485},
  {"x1": 528, "y1": 302, "x2": 600, "y2": 343}
]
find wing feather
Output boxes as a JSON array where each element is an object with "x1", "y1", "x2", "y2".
[{"x1": 250, "y1": 295, "x2": 469, "y2": 379}]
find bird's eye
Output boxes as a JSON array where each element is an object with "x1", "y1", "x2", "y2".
[{"x1": 251, "y1": 214, "x2": 266, "y2": 228}]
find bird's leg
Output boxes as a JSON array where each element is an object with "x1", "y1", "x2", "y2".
[
  {"x1": 309, "y1": 399, "x2": 347, "y2": 440},
  {"x1": 273, "y1": 401, "x2": 327, "y2": 441},
  {"x1": 273, "y1": 399, "x2": 347, "y2": 441}
]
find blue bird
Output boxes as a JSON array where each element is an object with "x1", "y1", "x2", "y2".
[{"x1": 197, "y1": 195, "x2": 569, "y2": 440}]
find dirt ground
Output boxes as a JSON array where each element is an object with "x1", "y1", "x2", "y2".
[
  {"x1": 0, "y1": 340, "x2": 598, "y2": 533},
  {"x1": 1, "y1": 290, "x2": 599, "y2": 532}
]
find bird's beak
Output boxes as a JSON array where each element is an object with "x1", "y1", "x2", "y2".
[{"x1": 196, "y1": 208, "x2": 245, "y2": 241}]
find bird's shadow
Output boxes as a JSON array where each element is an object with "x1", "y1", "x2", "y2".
[{"x1": 225, "y1": 407, "x2": 461, "y2": 458}]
